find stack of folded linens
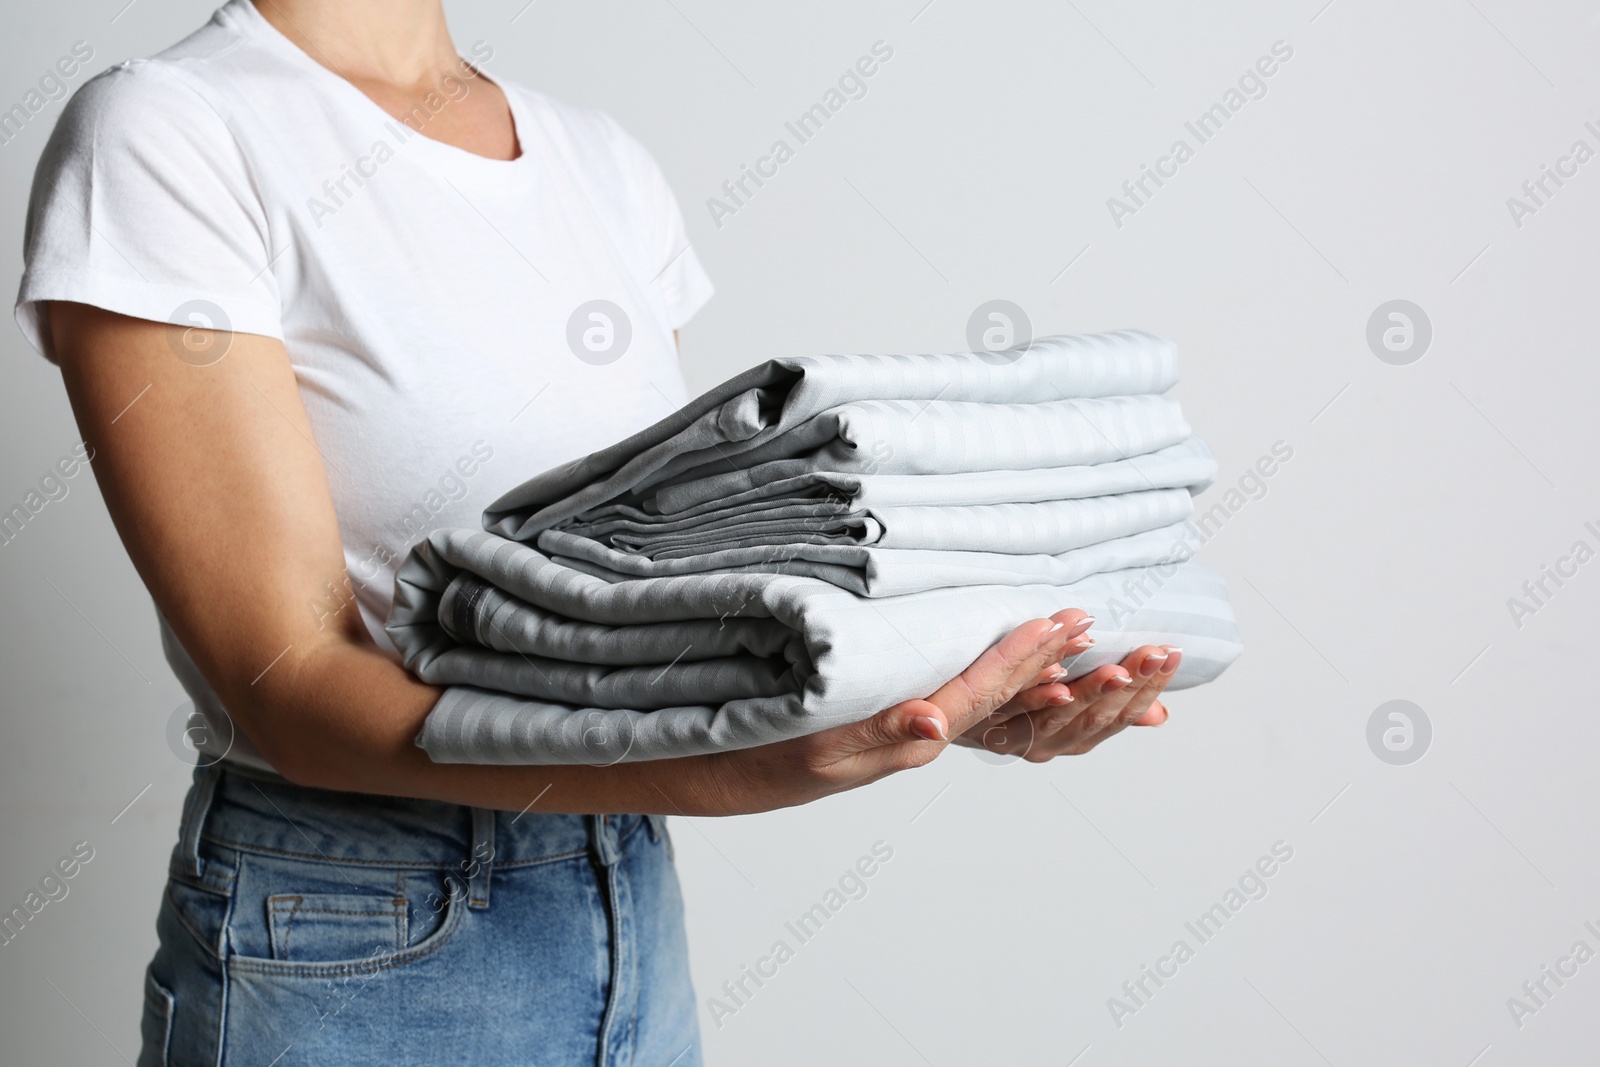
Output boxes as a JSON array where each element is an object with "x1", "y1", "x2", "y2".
[{"x1": 388, "y1": 332, "x2": 1243, "y2": 764}]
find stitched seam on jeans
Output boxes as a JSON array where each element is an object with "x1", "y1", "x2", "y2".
[
  {"x1": 487, "y1": 849, "x2": 591, "y2": 870},
  {"x1": 617, "y1": 817, "x2": 648, "y2": 849},
  {"x1": 267, "y1": 902, "x2": 406, "y2": 921},
  {"x1": 167, "y1": 870, "x2": 230, "y2": 898},
  {"x1": 227, "y1": 888, "x2": 465, "y2": 977},
  {"x1": 269, "y1": 906, "x2": 404, "y2": 917},
  {"x1": 283, "y1": 899, "x2": 297, "y2": 958},
  {"x1": 143, "y1": 976, "x2": 174, "y2": 1066},
  {"x1": 165, "y1": 883, "x2": 226, "y2": 961},
  {"x1": 395, "y1": 871, "x2": 408, "y2": 949},
  {"x1": 202, "y1": 833, "x2": 589, "y2": 868},
  {"x1": 216, "y1": 869, "x2": 239, "y2": 1067},
  {"x1": 200, "y1": 836, "x2": 454, "y2": 867},
  {"x1": 267, "y1": 895, "x2": 407, "y2": 961}
]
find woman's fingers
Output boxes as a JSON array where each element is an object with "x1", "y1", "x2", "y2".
[
  {"x1": 801, "y1": 608, "x2": 1120, "y2": 786},
  {"x1": 1040, "y1": 647, "x2": 1178, "y2": 756},
  {"x1": 1032, "y1": 659, "x2": 1138, "y2": 737},
  {"x1": 1132, "y1": 700, "x2": 1169, "y2": 726},
  {"x1": 811, "y1": 697, "x2": 943, "y2": 765},
  {"x1": 991, "y1": 675, "x2": 1074, "y2": 719},
  {"x1": 830, "y1": 608, "x2": 1098, "y2": 775},
  {"x1": 929, "y1": 610, "x2": 1093, "y2": 739},
  {"x1": 1113, "y1": 649, "x2": 1180, "y2": 727},
  {"x1": 812, "y1": 609, "x2": 1091, "y2": 773}
]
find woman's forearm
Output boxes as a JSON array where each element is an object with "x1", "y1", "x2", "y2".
[{"x1": 222, "y1": 633, "x2": 718, "y2": 816}]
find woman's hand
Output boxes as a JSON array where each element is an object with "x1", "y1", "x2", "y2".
[
  {"x1": 954, "y1": 638, "x2": 1181, "y2": 761},
  {"x1": 679, "y1": 610, "x2": 1095, "y2": 815}
]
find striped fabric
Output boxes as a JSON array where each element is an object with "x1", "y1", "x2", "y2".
[
  {"x1": 389, "y1": 333, "x2": 1243, "y2": 764},
  {"x1": 483, "y1": 331, "x2": 1182, "y2": 540}
]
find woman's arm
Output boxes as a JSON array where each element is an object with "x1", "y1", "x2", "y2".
[{"x1": 50, "y1": 302, "x2": 1097, "y2": 815}]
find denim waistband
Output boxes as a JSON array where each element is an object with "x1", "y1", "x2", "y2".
[{"x1": 180, "y1": 762, "x2": 657, "y2": 881}]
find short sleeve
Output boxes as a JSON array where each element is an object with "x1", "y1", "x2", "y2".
[
  {"x1": 15, "y1": 60, "x2": 282, "y2": 363},
  {"x1": 602, "y1": 117, "x2": 715, "y2": 331}
]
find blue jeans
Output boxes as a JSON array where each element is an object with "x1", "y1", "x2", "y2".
[{"x1": 138, "y1": 763, "x2": 700, "y2": 1066}]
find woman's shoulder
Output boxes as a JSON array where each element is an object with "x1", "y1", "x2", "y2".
[
  {"x1": 38, "y1": 59, "x2": 243, "y2": 196},
  {"x1": 59, "y1": 8, "x2": 250, "y2": 130},
  {"x1": 59, "y1": 59, "x2": 215, "y2": 128}
]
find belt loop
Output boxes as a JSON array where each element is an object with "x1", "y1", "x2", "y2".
[
  {"x1": 177, "y1": 762, "x2": 223, "y2": 879},
  {"x1": 467, "y1": 808, "x2": 495, "y2": 910},
  {"x1": 588, "y1": 814, "x2": 621, "y2": 867}
]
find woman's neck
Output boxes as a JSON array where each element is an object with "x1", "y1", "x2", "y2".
[
  {"x1": 249, "y1": 0, "x2": 519, "y2": 161},
  {"x1": 251, "y1": 0, "x2": 460, "y2": 88}
]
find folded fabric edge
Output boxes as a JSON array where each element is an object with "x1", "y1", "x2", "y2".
[
  {"x1": 402, "y1": 557, "x2": 1243, "y2": 765},
  {"x1": 481, "y1": 332, "x2": 1181, "y2": 541}
]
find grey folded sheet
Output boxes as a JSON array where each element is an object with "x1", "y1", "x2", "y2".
[
  {"x1": 389, "y1": 332, "x2": 1243, "y2": 764},
  {"x1": 650, "y1": 436, "x2": 1218, "y2": 513},
  {"x1": 390, "y1": 530, "x2": 1241, "y2": 764},
  {"x1": 484, "y1": 331, "x2": 1183, "y2": 540},
  {"x1": 544, "y1": 437, "x2": 1220, "y2": 596}
]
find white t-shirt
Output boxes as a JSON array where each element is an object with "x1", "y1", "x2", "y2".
[{"x1": 15, "y1": 0, "x2": 714, "y2": 770}]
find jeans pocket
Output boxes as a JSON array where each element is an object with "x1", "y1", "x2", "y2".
[
  {"x1": 228, "y1": 875, "x2": 465, "y2": 978},
  {"x1": 137, "y1": 971, "x2": 175, "y2": 1067},
  {"x1": 266, "y1": 892, "x2": 408, "y2": 962}
]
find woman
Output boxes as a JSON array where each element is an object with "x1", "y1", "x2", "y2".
[{"x1": 18, "y1": 1, "x2": 1181, "y2": 1063}]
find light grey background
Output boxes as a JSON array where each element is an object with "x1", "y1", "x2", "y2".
[{"x1": 3, "y1": 0, "x2": 1597, "y2": 1063}]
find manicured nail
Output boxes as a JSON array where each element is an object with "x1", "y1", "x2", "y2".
[
  {"x1": 1139, "y1": 652, "x2": 1168, "y2": 677},
  {"x1": 1160, "y1": 649, "x2": 1183, "y2": 675},
  {"x1": 1045, "y1": 664, "x2": 1068, "y2": 681},
  {"x1": 1065, "y1": 637, "x2": 1095, "y2": 653},
  {"x1": 1048, "y1": 692, "x2": 1074, "y2": 706},
  {"x1": 1035, "y1": 621, "x2": 1067, "y2": 650},
  {"x1": 911, "y1": 716, "x2": 948, "y2": 742},
  {"x1": 1067, "y1": 616, "x2": 1096, "y2": 638},
  {"x1": 1103, "y1": 674, "x2": 1132, "y2": 691}
]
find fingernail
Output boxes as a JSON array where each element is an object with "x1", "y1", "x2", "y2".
[
  {"x1": 1104, "y1": 674, "x2": 1132, "y2": 690},
  {"x1": 1139, "y1": 652, "x2": 1168, "y2": 677},
  {"x1": 1046, "y1": 665, "x2": 1068, "y2": 681},
  {"x1": 1160, "y1": 649, "x2": 1183, "y2": 675},
  {"x1": 1067, "y1": 616, "x2": 1096, "y2": 638},
  {"x1": 1065, "y1": 637, "x2": 1095, "y2": 653},
  {"x1": 911, "y1": 715, "x2": 948, "y2": 742},
  {"x1": 1035, "y1": 621, "x2": 1067, "y2": 650},
  {"x1": 1048, "y1": 692, "x2": 1074, "y2": 706}
]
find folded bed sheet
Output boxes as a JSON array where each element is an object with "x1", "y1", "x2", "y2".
[
  {"x1": 648, "y1": 436, "x2": 1217, "y2": 514},
  {"x1": 484, "y1": 331, "x2": 1183, "y2": 541},
  {"x1": 543, "y1": 437, "x2": 1220, "y2": 595},
  {"x1": 389, "y1": 529, "x2": 1242, "y2": 764},
  {"x1": 390, "y1": 331, "x2": 1242, "y2": 764}
]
